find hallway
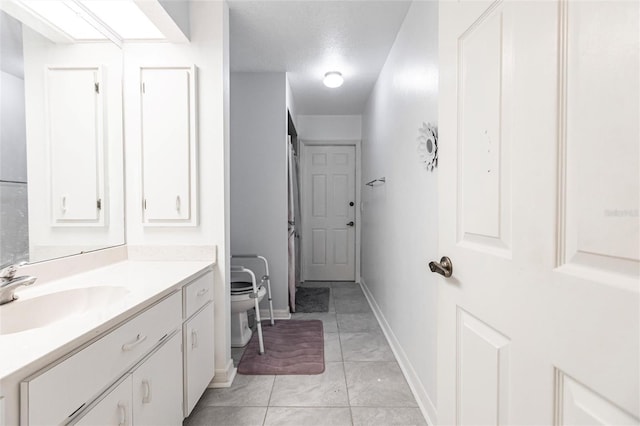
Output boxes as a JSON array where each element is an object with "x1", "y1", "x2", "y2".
[{"x1": 184, "y1": 282, "x2": 426, "y2": 425}]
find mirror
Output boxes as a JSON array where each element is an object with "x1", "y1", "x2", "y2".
[{"x1": 0, "y1": 6, "x2": 125, "y2": 265}]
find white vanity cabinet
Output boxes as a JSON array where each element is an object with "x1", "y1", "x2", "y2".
[
  {"x1": 15, "y1": 266, "x2": 215, "y2": 426},
  {"x1": 74, "y1": 332, "x2": 183, "y2": 426},
  {"x1": 74, "y1": 375, "x2": 133, "y2": 426},
  {"x1": 184, "y1": 303, "x2": 214, "y2": 416},
  {"x1": 131, "y1": 332, "x2": 183, "y2": 425},
  {"x1": 182, "y1": 272, "x2": 215, "y2": 416},
  {"x1": 20, "y1": 291, "x2": 182, "y2": 425}
]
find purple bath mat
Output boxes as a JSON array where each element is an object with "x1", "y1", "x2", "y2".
[{"x1": 237, "y1": 320, "x2": 325, "y2": 375}]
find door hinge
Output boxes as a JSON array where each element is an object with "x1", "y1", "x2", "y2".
[
  {"x1": 94, "y1": 82, "x2": 100, "y2": 94},
  {"x1": 141, "y1": 82, "x2": 145, "y2": 94},
  {"x1": 143, "y1": 199, "x2": 147, "y2": 210},
  {"x1": 97, "y1": 198, "x2": 102, "y2": 210}
]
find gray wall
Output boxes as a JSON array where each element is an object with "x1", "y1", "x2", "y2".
[{"x1": 230, "y1": 72, "x2": 288, "y2": 313}]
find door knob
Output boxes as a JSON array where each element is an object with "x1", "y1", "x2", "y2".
[
  {"x1": 429, "y1": 256, "x2": 453, "y2": 277},
  {"x1": 347, "y1": 221, "x2": 354, "y2": 227},
  {"x1": 349, "y1": 201, "x2": 354, "y2": 206}
]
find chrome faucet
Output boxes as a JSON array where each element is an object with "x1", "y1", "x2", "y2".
[{"x1": 0, "y1": 262, "x2": 37, "y2": 305}]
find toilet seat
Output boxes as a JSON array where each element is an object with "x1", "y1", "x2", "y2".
[
  {"x1": 230, "y1": 284, "x2": 267, "y2": 315},
  {"x1": 231, "y1": 281, "x2": 255, "y2": 295}
]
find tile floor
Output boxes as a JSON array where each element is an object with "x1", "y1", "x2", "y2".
[{"x1": 183, "y1": 282, "x2": 427, "y2": 426}]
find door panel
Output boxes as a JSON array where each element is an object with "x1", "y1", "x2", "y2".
[
  {"x1": 556, "y1": 372, "x2": 638, "y2": 425},
  {"x1": 132, "y1": 333, "x2": 183, "y2": 425},
  {"x1": 74, "y1": 375, "x2": 132, "y2": 426},
  {"x1": 457, "y1": 1, "x2": 512, "y2": 256},
  {"x1": 48, "y1": 67, "x2": 103, "y2": 225},
  {"x1": 184, "y1": 302, "x2": 215, "y2": 416},
  {"x1": 312, "y1": 175, "x2": 327, "y2": 217},
  {"x1": 457, "y1": 309, "x2": 510, "y2": 425},
  {"x1": 141, "y1": 66, "x2": 197, "y2": 225},
  {"x1": 303, "y1": 145, "x2": 356, "y2": 281},
  {"x1": 557, "y1": 0, "x2": 639, "y2": 286},
  {"x1": 312, "y1": 229, "x2": 326, "y2": 264},
  {"x1": 438, "y1": 1, "x2": 639, "y2": 425}
]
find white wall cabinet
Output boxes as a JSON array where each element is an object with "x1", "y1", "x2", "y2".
[
  {"x1": 140, "y1": 66, "x2": 197, "y2": 226},
  {"x1": 47, "y1": 66, "x2": 105, "y2": 226}
]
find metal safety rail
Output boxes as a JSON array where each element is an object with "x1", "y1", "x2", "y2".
[{"x1": 231, "y1": 255, "x2": 275, "y2": 355}]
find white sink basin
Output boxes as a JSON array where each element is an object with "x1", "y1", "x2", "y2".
[{"x1": 0, "y1": 286, "x2": 129, "y2": 335}]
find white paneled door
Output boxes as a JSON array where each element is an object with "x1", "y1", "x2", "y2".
[
  {"x1": 437, "y1": 1, "x2": 639, "y2": 425},
  {"x1": 302, "y1": 145, "x2": 356, "y2": 281}
]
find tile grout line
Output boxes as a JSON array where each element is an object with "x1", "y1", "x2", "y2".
[
  {"x1": 336, "y1": 288, "x2": 355, "y2": 426},
  {"x1": 263, "y1": 365, "x2": 277, "y2": 425}
]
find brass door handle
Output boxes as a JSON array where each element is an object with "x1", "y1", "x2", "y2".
[{"x1": 429, "y1": 256, "x2": 453, "y2": 277}]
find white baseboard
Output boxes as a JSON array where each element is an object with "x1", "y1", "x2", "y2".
[
  {"x1": 360, "y1": 278, "x2": 437, "y2": 425},
  {"x1": 209, "y1": 358, "x2": 236, "y2": 388},
  {"x1": 259, "y1": 308, "x2": 291, "y2": 320}
]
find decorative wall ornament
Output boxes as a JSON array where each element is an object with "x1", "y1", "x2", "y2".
[{"x1": 417, "y1": 122, "x2": 438, "y2": 171}]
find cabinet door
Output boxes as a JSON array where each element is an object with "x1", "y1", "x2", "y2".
[
  {"x1": 47, "y1": 66, "x2": 104, "y2": 226},
  {"x1": 183, "y1": 302, "x2": 215, "y2": 416},
  {"x1": 73, "y1": 375, "x2": 132, "y2": 426},
  {"x1": 141, "y1": 66, "x2": 197, "y2": 226},
  {"x1": 132, "y1": 332, "x2": 183, "y2": 425}
]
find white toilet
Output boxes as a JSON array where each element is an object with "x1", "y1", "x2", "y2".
[
  {"x1": 230, "y1": 281, "x2": 267, "y2": 347},
  {"x1": 230, "y1": 255, "x2": 275, "y2": 352}
]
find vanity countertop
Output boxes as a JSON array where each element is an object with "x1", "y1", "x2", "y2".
[{"x1": 0, "y1": 260, "x2": 213, "y2": 380}]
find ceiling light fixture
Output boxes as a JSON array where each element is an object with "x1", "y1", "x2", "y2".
[{"x1": 323, "y1": 71, "x2": 344, "y2": 88}]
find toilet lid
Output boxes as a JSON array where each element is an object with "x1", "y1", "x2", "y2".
[{"x1": 231, "y1": 281, "x2": 254, "y2": 295}]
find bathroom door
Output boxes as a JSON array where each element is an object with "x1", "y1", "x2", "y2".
[
  {"x1": 301, "y1": 145, "x2": 356, "y2": 281},
  {"x1": 436, "y1": 1, "x2": 638, "y2": 424}
]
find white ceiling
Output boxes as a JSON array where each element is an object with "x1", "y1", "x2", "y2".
[{"x1": 228, "y1": 1, "x2": 412, "y2": 115}]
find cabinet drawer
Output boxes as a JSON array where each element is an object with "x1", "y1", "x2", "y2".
[
  {"x1": 183, "y1": 271, "x2": 213, "y2": 319},
  {"x1": 21, "y1": 291, "x2": 181, "y2": 426}
]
